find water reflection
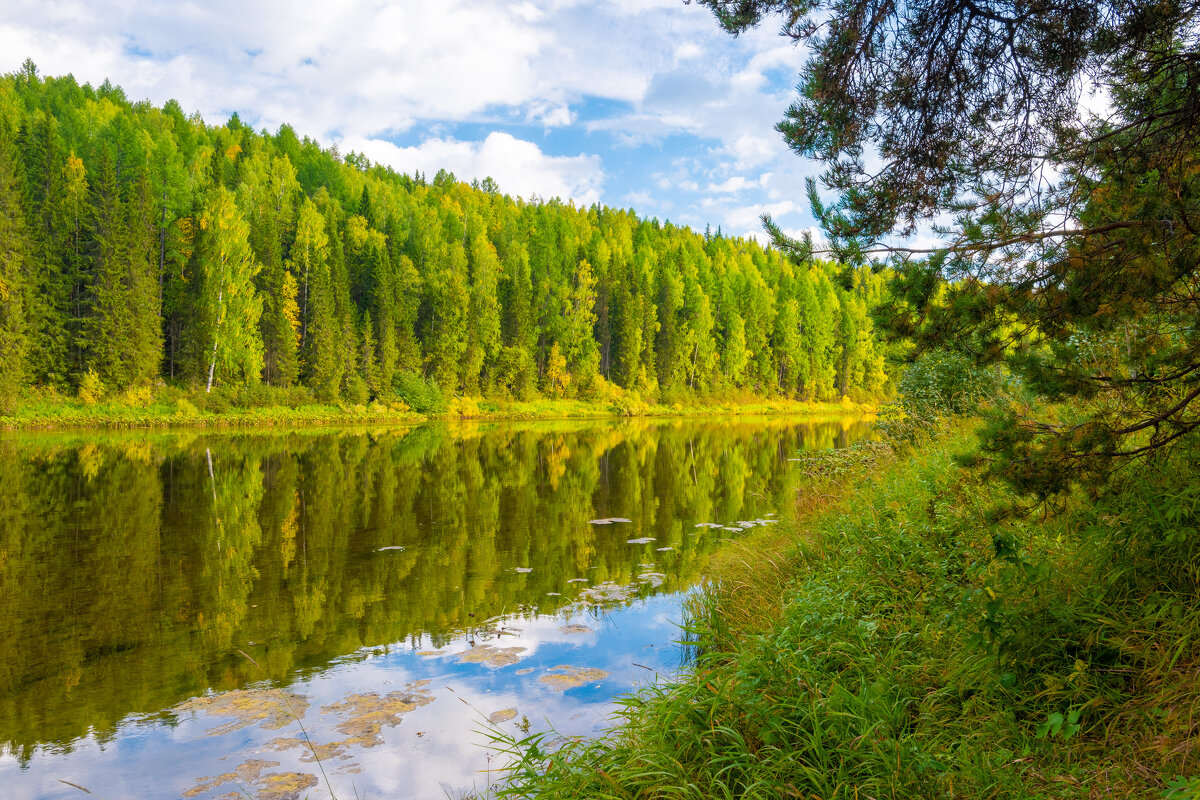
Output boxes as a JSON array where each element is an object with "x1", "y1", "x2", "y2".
[{"x1": 0, "y1": 416, "x2": 869, "y2": 798}]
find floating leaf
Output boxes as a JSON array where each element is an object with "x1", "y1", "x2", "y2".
[
  {"x1": 626, "y1": 537, "x2": 655, "y2": 544},
  {"x1": 488, "y1": 708, "x2": 518, "y2": 724},
  {"x1": 637, "y1": 572, "x2": 666, "y2": 588},
  {"x1": 177, "y1": 689, "x2": 309, "y2": 737},
  {"x1": 538, "y1": 665, "x2": 609, "y2": 691},
  {"x1": 456, "y1": 644, "x2": 527, "y2": 668},
  {"x1": 321, "y1": 684, "x2": 435, "y2": 747}
]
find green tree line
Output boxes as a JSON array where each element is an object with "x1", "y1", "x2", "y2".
[{"x1": 0, "y1": 62, "x2": 889, "y2": 412}]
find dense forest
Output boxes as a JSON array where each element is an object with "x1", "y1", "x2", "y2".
[{"x1": 0, "y1": 62, "x2": 889, "y2": 414}]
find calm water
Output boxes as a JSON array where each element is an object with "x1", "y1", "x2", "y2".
[{"x1": 0, "y1": 416, "x2": 869, "y2": 800}]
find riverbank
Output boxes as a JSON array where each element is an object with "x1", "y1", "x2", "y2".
[
  {"x1": 2, "y1": 389, "x2": 874, "y2": 430},
  {"x1": 490, "y1": 423, "x2": 1200, "y2": 798}
]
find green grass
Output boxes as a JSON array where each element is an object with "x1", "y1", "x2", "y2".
[
  {"x1": 3, "y1": 387, "x2": 873, "y2": 430},
  {"x1": 485, "y1": 423, "x2": 1200, "y2": 799}
]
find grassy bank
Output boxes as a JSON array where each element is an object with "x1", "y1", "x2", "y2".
[
  {"x1": 490, "y1": 423, "x2": 1200, "y2": 798},
  {"x1": 2, "y1": 388, "x2": 873, "y2": 430}
]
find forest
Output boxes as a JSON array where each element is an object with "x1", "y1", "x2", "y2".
[{"x1": 0, "y1": 62, "x2": 889, "y2": 416}]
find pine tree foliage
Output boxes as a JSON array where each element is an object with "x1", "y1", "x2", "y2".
[
  {"x1": 0, "y1": 68, "x2": 893, "y2": 408},
  {"x1": 697, "y1": 0, "x2": 1200, "y2": 491},
  {"x1": 0, "y1": 123, "x2": 30, "y2": 412}
]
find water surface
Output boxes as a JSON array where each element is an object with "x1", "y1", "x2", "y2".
[{"x1": 0, "y1": 416, "x2": 869, "y2": 799}]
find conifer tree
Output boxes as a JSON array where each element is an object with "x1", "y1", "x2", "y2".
[{"x1": 0, "y1": 125, "x2": 30, "y2": 413}]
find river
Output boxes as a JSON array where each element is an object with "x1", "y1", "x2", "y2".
[{"x1": 0, "y1": 416, "x2": 869, "y2": 799}]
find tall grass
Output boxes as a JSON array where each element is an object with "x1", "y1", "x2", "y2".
[
  {"x1": 485, "y1": 420, "x2": 1200, "y2": 798},
  {"x1": 4, "y1": 384, "x2": 873, "y2": 430}
]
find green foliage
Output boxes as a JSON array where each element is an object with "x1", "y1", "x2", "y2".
[
  {"x1": 489, "y1": 426, "x2": 1200, "y2": 798},
  {"x1": 76, "y1": 369, "x2": 104, "y2": 406},
  {"x1": 700, "y1": 0, "x2": 1200, "y2": 495},
  {"x1": 898, "y1": 350, "x2": 996, "y2": 416},
  {"x1": 0, "y1": 67, "x2": 893, "y2": 408},
  {"x1": 392, "y1": 369, "x2": 447, "y2": 414},
  {"x1": 0, "y1": 126, "x2": 29, "y2": 415}
]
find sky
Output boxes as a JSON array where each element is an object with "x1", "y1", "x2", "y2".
[{"x1": 1, "y1": 0, "x2": 827, "y2": 241}]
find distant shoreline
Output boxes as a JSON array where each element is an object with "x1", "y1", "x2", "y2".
[{"x1": 2, "y1": 395, "x2": 877, "y2": 432}]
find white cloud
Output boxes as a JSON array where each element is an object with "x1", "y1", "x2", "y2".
[
  {"x1": 0, "y1": 0, "x2": 834, "y2": 237},
  {"x1": 341, "y1": 131, "x2": 605, "y2": 205},
  {"x1": 623, "y1": 190, "x2": 656, "y2": 209},
  {"x1": 708, "y1": 176, "x2": 754, "y2": 193}
]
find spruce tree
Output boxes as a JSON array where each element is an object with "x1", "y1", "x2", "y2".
[{"x1": 0, "y1": 125, "x2": 30, "y2": 413}]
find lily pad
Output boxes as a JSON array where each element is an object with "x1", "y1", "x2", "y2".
[
  {"x1": 637, "y1": 572, "x2": 666, "y2": 588},
  {"x1": 488, "y1": 708, "x2": 518, "y2": 724},
  {"x1": 266, "y1": 737, "x2": 352, "y2": 763},
  {"x1": 321, "y1": 684, "x2": 435, "y2": 747},
  {"x1": 577, "y1": 582, "x2": 634, "y2": 604},
  {"x1": 538, "y1": 665, "x2": 610, "y2": 691},
  {"x1": 185, "y1": 760, "x2": 318, "y2": 800},
  {"x1": 177, "y1": 689, "x2": 309, "y2": 737},
  {"x1": 456, "y1": 644, "x2": 527, "y2": 667}
]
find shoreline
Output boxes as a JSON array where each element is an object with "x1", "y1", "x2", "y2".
[
  {"x1": 484, "y1": 423, "x2": 1198, "y2": 798},
  {"x1": 1, "y1": 395, "x2": 877, "y2": 432}
]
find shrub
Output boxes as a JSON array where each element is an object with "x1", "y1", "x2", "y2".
[
  {"x1": 204, "y1": 388, "x2": 232, "y2": 414},
  {"x1": 77, "y1": 370, "x2": 105, "y2": 406},
  {"x1": 122, "y1": 385, "x2": 155, "y2": 409},
  {"x1": 495, "y1": 346, "x2": 538, "y2": 401},
  {"x1": 393, "y1": 370, "x2": 447, "y2": 413},
  {"x1": 898, "y1": 350, "x2": 997, "y2": 416},
  {"x1": 448, "y1": 395, "x2": 480, "y2": 418}
]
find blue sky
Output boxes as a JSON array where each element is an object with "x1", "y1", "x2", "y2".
[{"x1": 3, "y1": 0, "x2": 828, "y2": 241}]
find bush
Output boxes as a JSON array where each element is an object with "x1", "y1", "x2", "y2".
[
  {"x1": 898, "y1": 350, "x2": 997, "y2": 416},
  {"x1": 448, "y1": 395, "x2": 480, "y2": 418},
  {"x1": 495, "y1": 346, "x2": 538, "y2": 401},
  {"x1": 874, "y1": 352, "x2": 1001, "y2": 446},
  {"x1": 77, "y1": 370, "x2": 105, "y2": 406},
  {"x1": 122, "y1": 385, "x2": 155, "y2": 409},
  {"x1": 393, "y1": 370, "x2": 447, "y2": 413},
  {"x1": 203, "y1": 388, "x2": 232, "y2": 414}
]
